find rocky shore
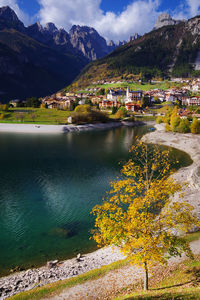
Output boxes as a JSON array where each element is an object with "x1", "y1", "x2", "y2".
[
  {"x1": 142, "y1": 123, "x2": 200, "y2": 217},
  {"x1": 0, "y1": 121, "x2": 144, "y2": 134},
  {"x1": 0, "y1": 247, "x2": 125, "y2": 299}
]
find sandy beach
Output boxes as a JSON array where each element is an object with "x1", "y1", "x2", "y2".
[
  {"x1": 0, "y1": 121, "x2": 138, "y2": 134},
  {"x1": 142, "y1": 123, "x2": 200, "y2": 216}
]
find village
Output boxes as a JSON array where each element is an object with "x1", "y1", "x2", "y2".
[
  {"x1": 40, "y1": 78, "x2": 200, "y2": 112},
  {"x1": 6, "y1": 78, "x2": 200, "y2": 126}
]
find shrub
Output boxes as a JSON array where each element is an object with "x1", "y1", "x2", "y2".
[
  {"x1": 177, "y1": 119, "x2": 190, "y2": 133},
  {"x1": 115, "y1": 106, "x2": 128, "y2": 119},
  {"x1": 0, "y1": 113, "x2": 5, "y2": 119},
  {"x1": 165, "y1": 123, "x2": 171, "y2": 132},
  {"x1": 156, "y1": 116, "x2": 163, "y2": 124},
  {"x1": 163, "y1": 116, "x2": 170, "y2": 124},
  {"x1": 74, "y1": 105, "x2": 91, "y2": 113},
  {"x1": 71, "y1": 109, "x2": 108, "y2": 124},
  {"x1": 112, "y1": 106, "x2": 118, "y2": 115},
  {"x1": 191, "y1": 118, "x2": 200, "y2": 134},
  {"x1": 170, "y1": 115, "x2": 181, "y2": 132}
]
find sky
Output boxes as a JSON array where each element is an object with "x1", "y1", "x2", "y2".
[{"x1": 0, "y1": 0, "x2": 200, "y2": 41}]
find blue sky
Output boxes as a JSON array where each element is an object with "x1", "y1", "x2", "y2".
[{"x1": 0, "y1": 0, "x2": 200, "y2": 41}]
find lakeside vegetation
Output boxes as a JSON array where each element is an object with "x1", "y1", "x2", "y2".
[{"x1": 156, "y1": 106, "x2": 200, "y2": 134}]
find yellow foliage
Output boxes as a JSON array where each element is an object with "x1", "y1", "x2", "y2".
[{"x1": 91, "y1": 140, "x2": 199, "y2": 289}]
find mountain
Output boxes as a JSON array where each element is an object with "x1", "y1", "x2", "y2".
[
  {"x1": 0, "y1": 6, "x2": 88, "y2": 101},
  {"x1": 69, "y1": 25, "x2": 110, "y2": 60},
  {"x1": 0, "y1": 5, "x2": 143, "y2": 100},
  {"x1": 27, "y1": 22, "x2": 141, "y2": 61},
  {"x1": 70, "y1": 15, "x2": 200, "y2": 89},
  {"x1": 0, "y1": 5, "x2": 25, "y2": 32},
  {"x1": 153, "y1": 13, "x2": 182, "y2": 30}
]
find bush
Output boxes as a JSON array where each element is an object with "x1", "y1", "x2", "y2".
[
  {"x1": 163, "y1": 116, "x2": 170, "y2": 124},
  {"x1": 156, "y1": 116, "x2": 163, "y2": 124},
  {"x1": 115, "y1": 106, "x2": 128, "y2": 119},
  {"x1": 177, "y1": 119, "x2": 190, "y2": 133},
  {"x1": 71, "y1": 109, "x2": 108, "y2": 124},
  {"x1": 170, "y1": 115, "x2": 181, "y2": 132},
  {"x1": 112, "y1": 106, "x2": 118, "y2": 115},
  {"x1": 191, "y1": 118, "x2": 200, "y2": 134},
  {"x1": 0, "y1": 104, "x2": 8, "y2": 111},
  {"x1": 74, "y1": 105, "x2": 91, "y2": 113},
  {"x1": 0, "y1": 113, "x2": 5, "y2": 119},
  {"x1": 165, "y1": 123, "x2": 171, "y2": 132}
]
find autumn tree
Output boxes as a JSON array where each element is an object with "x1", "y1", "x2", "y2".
[
  {"x1": 191, "y1": 118, "x2": 200, "y2": 134},
  {"x1": 92, "y1": 141, "x2": 199, "y2": 291}
]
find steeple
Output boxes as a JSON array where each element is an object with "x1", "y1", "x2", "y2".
[{"x1": 126, "y1": 86, "x2": 129, "y2": 98}]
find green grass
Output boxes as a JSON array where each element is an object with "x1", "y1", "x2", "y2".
[
  {"x1": 116, "y1": 287, "x2": 200, "y2": 299},
  {"x1": 77, "y1": 81, "x2": 185, "y2": 93},
  {"x1": 116, "y1": 255, "x2": 200, "y2": 300},
  {"x1": 184, "y1": 231, "x2": 200, "y2": 243},
  {"x1": 0, "y1": 108, "x2": 71, "y2": 125}
]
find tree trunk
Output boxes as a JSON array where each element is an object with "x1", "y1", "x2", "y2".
[{"x1": 144, "y1": 261, "x2": 149, "y2": 291}]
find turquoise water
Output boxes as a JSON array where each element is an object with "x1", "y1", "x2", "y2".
[{"x1": 0, "y1": 126, "x2": 192, "y2": 276}]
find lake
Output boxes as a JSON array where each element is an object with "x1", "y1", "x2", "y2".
[{"x1": 0, "y1": 125, "x2": 192, "y2": 276}]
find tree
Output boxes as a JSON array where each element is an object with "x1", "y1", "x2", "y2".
[
  {"x1": 26, "y1": 97, "x2": 41, "y2": 108},
  {"x1": 92, "y1": 141, "x2": 198, "y2": 291},
  {"x1": 115, "y1": 106, "x2": 128, "y2": 119},
  {"x1": 15, "y1": 112, "x2": 25, "y2": 122},
  {"x1": 96, "y1": 88, "x2": 105, "y2": 96},
  {"x1": 191, "y1": 118, "x2": 200, "y2": 134},
  {"x1": 30, "y1": 113, "x2": 37, "y2": 122},
  {"x1": 170, "y1": 115, "x2": 181, "y2": 132},
  {"x1": 177, "y1": 119, "x2": 190, "y2": 133}
]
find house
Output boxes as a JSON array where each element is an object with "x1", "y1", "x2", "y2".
[
  {"x1": 124, "y1": 87, "x2": 143, "y2": 103},
  {"x1": 186, "y1": 97, "x2": 200, "y2": 106},
  {"x1": 99, "y1": 100, "x2": 121, "y2": 109},
  {"x1": 9, "y1": 99, "x2": 23, "y2": 107},
  {"x1": 125, "y1": 102, "x2": 141, "y2": 112}
]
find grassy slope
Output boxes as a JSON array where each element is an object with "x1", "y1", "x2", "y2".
[
  {"x1": 7, "y1": 232, "x2": 200, "y2": 300},
  {"x1": 116, "y1": 257, "x2": 200, "y2": 300},
  {"x1": 0, "y1": 108, "x2": 71, "y2": 125},
  {"x1": 77, "y1": 81, "x2": 185, "y2": 93}
]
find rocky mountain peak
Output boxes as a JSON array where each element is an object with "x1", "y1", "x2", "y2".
[
  {"x1": 128, "y1": 33, "x2": 141, "y2": 42},
  {"x1": 45, "y1": 22, "x2": 58, "y2": 33},
  {"x1": 0, "y1": 6, "x2": 19, "y2": 22},
  {"x1": 0, "y1": 6, "x2": 25, "y2": 31},
  {"x1": 154, "y1": 13, "x2": 181, "y2": 30},
  {"x1": 69, "y1": 25, "x2": 109, "y2": 60}
]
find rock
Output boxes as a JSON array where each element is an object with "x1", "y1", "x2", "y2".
[
  {"x1": 47, "y1": 260, "x2": 58, "y2": 269},
  {"x1": 154, "y1": 13, "x2": 182, "y2": 30}
]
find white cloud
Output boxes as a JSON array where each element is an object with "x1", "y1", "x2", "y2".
[
  {"x1": 0, "y1": 0, "x2": 200, "y2": 41},
  {"x1": 0, "y1": 0, "x2": 31, "y2": 24},
  {"x1": 173, "y1": 0, "x2": 200, "y2": 20},
  {"x1": 37, "y1": 0, "x2": 161, "y2": 41},
  {"x1": 187, "y1": 0, "x2": 200, "y2": 17}
]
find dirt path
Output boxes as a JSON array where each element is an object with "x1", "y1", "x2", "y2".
[{"x1": 47, "y1": 239, "x2": 200, "y2": 300}]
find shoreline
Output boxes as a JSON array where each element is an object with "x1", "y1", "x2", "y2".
[
  {"x1": 0, "y1": 120, "x2": 148, "y2": 134},
  {"x1": 0, "y1": 246, "x2": 126, "y2": 299},
  {"x1": 142, "y1": 123, "x2": 200, "y2": 216},
  {"x1": 2, "y1": 123, "x2": 200, "y2": 299}
]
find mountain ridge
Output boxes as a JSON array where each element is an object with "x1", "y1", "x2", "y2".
[{"x1": 69, "y1": 15, "x2": 200, "y2": 90}]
